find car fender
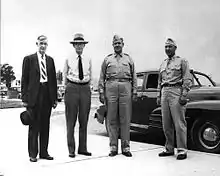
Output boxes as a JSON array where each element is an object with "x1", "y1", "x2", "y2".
[
  {"x1": 150, "y1": 100, "x2": 220, "y2": 115},
  {"x1": 186, "y1": 100, "x2": 220, "y2": 110}
]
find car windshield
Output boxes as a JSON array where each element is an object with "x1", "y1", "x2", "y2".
[{"x1": 191, "y1": 71, "x2": 215, "y2": 87}]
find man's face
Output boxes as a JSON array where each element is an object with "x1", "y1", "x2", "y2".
[
  {"x1": 165, "y1": 44, "x2": 176, "y2": 57},
  {"x1": 113, "y1": 40, "x2": 124, "y2": 54},
  {"x1": 37, "y1": 39, "x2": 48, "y2": 55},
  {"x1": 73, "y1": 43, "x2": 85, "y2": 55}
]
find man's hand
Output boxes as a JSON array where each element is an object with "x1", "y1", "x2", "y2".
[
  {"x1": 156, "y1": 97, "x2": 161, "y2": 106},
  {"x1": 132, "y1": 93, "x2": 138, "y2": 101},
  {"x1": 179, "y1": 95, "x2": 188, "y2": 106},
  {"x1": 99, "y1": 93, "x2": 105, "y2": 104},
  {"x1": 53, "y1": 101, "x2": 58, "y2": 109},
  {"x1": 22, "y1": 102, "x2": 28, "y2": 107}
]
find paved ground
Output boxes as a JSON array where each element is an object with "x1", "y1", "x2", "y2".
[{"x1": 1, "y1": 104, "x2": 220, "y2": 176}]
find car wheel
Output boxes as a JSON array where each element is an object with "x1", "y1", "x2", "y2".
[{"x1": 191, "y1": 118, "x2": 220, "y2": 153}]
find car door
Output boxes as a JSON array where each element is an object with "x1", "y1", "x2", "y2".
[
  {"x1": 132, "y1": 72, "x2": 159, "y2": 125},
  {"x1": 132, "y1": 73, "x2": 145, "y2": 124}
]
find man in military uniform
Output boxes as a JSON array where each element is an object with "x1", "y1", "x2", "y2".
[
  {"x1": 157, "y1": 38, "x2": 192, "y2": 160},
  {"x1": 98, "y1": 35, "x2": 137, "y2": 157}
]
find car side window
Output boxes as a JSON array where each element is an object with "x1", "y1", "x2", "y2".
[
  {"x1": 146, "y1": 74, "x2": 158, "y2": 89},
  {"x1": 137, "y1": 74, "x2": 144, "y2": 91},
  {"x1": 192, "y1": 72, "x2": 214, "y2": 87}
]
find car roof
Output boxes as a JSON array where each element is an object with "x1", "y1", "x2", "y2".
[
  {"x1": 137, "y1": 68, "x2": 196, "y2": 74},
  {"x1": 137, "y1": 68, "x2": 158, "y2": 74}
]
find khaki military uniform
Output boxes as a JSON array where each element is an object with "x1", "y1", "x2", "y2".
[
  {"x1": 158, "y1": 55, "x2": 192, "y2": 153},
  {"x1": 98, "y1": 53, "x2": 137, "y2": 152}
]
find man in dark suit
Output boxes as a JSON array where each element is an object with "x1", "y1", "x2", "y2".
[{"x1": 21, "y1": 35, "x2": 58, "y2": 162}]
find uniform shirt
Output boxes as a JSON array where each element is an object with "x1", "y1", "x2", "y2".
[
  {"x1": 98, "y1": 53, "x2": 137, "y2": 94},
  {"x1": 157, "y1": 55, "x2": 192, "y2": 97},
  {"x1": 63, "y1": 53, "x2": 92, "y2": 85},
  {"x1": 37, "y1": 52, "x2": 48, "y2": 83}
]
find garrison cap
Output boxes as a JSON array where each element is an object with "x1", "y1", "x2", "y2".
[
  {"x1": 113, "y1": 35, "x2": 123, "y2": 43},
  {"x1": 165, "y1": 38, "x2": 177, "y2": 47}
]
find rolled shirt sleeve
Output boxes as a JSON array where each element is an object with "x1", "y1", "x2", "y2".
[
  {"x1": 157, "y1": 67, "x2": 162, "y2": 98},
  {"x1": 181, "y1": 59, "x2": 192, "y2": 96},
  {"x1": 129, "y1": 57, "x2": 137, "y2": 95},
  {"x1": 63, "y1": 59, "x2": 68, "y2": 86},
  {"x1": 98, "y1": 58, "x2": 107, "y2": 94}
]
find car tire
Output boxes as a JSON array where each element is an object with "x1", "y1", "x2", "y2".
[{"x1": 191, "y1": 118, "x2": 220, "y2": 153}]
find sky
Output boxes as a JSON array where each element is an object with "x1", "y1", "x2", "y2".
[{"x1": 1, "y1": 0, "x2": 220, "y2": 82}]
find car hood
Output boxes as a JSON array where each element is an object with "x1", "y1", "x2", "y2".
[{"x1": 189, "y1": 86, "x2": 220, "y2": 101}]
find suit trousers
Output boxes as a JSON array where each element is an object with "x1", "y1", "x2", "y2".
[
  {"x1": 105, "y1": 81, "x2": 132, "y2": 152},
  {"x1": 28, "y1": 83, "x2": 52, "y2": 158},
  {"x1": 64, "y1": 82, "x2": 91, "y2": 155},
  {"x1": 161, "y1": 87, "x2": 187, "y2": 152}
]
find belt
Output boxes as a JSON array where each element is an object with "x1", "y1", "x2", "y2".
[
  {"x1": 67, "y1": 79, "x2": 89, "y2": 85},
  {"x1": 106, "y1": 78, "x2": 131, "y2": 82},
  {"x1": 40, "y1": 82, "x2": 48, "y2": 86},
  {"x1": 162, "y1": 83, "x2": 182, "y2": 88}
]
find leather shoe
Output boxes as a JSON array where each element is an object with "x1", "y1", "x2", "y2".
[
  {"x1": 40, "y1": 155, "x2": 54, "y2": 160},
  {"x1": 30, "y1": 157, "x2": 37, "y2": 162},
  {"x1": 109, "y1": 151, "x2": 118, "y2": 157},
  {"x1": 122, "y1": 151, "x2": 132, "y2": 157},
  {"x1": 78, "y1": 151, "x2": 92, "y2": 156},
  {"x1": 158, "y1": 151, "x2": 174, "y2": 157},
  {"x1": 69, "y1": 153, "x2": 76, "y2": 158},
  {"x1": 176, "y1": 153, "x2": 187, "y2": 160}
]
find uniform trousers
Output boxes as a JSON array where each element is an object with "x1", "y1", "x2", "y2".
[
  {"x1": 105, "y1": 81, "x2": 132, "y2": 152},
  {"x1": 64, "y1": 82, "x2": 91, "y2": 155},
  {"x1": 28, "y1": 83, "x2": 52, "y2": 158},
  {"x1": 161, "y1": 86, "x2": 187, "y2": 152}
]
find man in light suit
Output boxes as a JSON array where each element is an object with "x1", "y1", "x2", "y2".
[
  {"x1": 63, "y1": 33, "x2": 92, "y2": 158},
  {"x1": 21, "y1": 35, "x2": 58, "y2": 162}
]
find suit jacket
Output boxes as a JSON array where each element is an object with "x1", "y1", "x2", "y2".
[{"x1": 21, "y1": 53, "x2": 57, "y2": 107}]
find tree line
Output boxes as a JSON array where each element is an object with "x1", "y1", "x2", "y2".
[{"x1": 0, "y1": 63, "x2": 63, "y2": 88}]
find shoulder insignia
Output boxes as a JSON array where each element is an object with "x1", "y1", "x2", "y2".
[{"x1": 124, "y1": 53, "x2": 130, "y2": 56}]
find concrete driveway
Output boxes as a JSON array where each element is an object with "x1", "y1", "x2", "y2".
[{"x1": 0, "y1": 106, "x2": 220, "y2": 176}]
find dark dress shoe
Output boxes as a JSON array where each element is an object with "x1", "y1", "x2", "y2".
[
  {"x1": 78, "y1": 151, "x2": 92, "y2": 156},
  {"x1": 158, "y1": 151, "x2": 174, "y2": 157},
  {"x1": 122, "y1": 151, "x2": 132, "y2": 157},
  {"x1": 109, "y1": 151, "x2": 118, "y2": 157},
  {"x1": 176, "y1": 153, "x2": 187, "y2": 160},
  {"x1": 30, "y1": 157, "x2": 37, "y2": 162},
  {"x1": 69, "y1": 153, "x2": 76, "y2": 158},
  {"x1": 40, "y1": 155, "x2": 54, "y2": 160}
]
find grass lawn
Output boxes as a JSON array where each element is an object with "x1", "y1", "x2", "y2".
[{"x1": 0, "y1": 98, "x2": 23, "y2": 109}]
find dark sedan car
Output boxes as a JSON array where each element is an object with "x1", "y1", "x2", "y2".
[{"x1": 94, "y1": 69, "x2": 220, "y2": 154}]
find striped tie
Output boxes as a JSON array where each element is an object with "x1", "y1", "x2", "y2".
[{"x1": 41, "y1": 55, "x2": 47, "y2": 80}]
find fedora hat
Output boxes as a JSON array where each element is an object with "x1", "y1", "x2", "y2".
[
  {"x1": 20, "y1": 109, "x2": 34, "y2": 125},
  {"x1": 70, "y1": 33, "x2": 88, "y2": 44}
]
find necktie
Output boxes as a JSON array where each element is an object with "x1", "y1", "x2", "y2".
[
  {"x1": 78, "y1": 55, "x2": 84, "y2": 80},
  {"x1": 41, "y1": 55, "x2": 47, "y2": 81}
]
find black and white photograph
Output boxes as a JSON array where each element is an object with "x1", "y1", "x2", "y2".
[{"x1": 1, "y1": 0, "x2": 220, "y2": 175}]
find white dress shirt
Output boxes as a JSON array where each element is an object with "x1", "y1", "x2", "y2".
[{"x1": 63, "y1": 53, "x2": 92, "y2": 85}]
